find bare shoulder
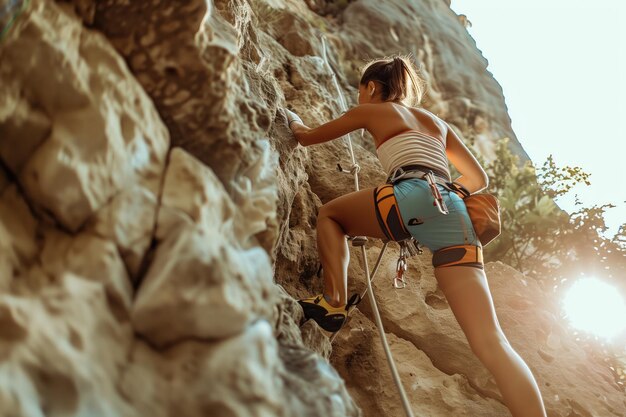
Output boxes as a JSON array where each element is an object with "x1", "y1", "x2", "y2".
[
  {"x1": 408, "y1": 106, "x2": 449, "y2": 137},
  {"x1": 411, "y1": 106, "x2": 445, "y2": 125},
  {"x1": 343, "y1": 103, "x2": 378, "y2": 126},
  {"x1": 340, "y1": 103, "x2": 373, "y2": 118},
  {"x1": 349, "y1": 103, "x2": 377, "y2": 115}
]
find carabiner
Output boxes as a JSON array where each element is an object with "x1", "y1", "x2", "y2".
[
  {"x1": 394, "y1": 256, "x2": 407, "y2": 289},
  {"x1": 426, "y1": 171, "x2": 449, "y2": 215}
]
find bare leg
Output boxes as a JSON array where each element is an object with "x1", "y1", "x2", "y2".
[
  {"x1": 316, "y1": 187, "x2": 387, "y2": 307},
  {"x1": 435, "y1": 265, "x2": 547, "y2": 417}
]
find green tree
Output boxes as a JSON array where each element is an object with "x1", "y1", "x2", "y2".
[
  {"x1": 482, "y1": 138, "x2": 626, "y2": 288},
  {"x1": 483, "y1": 138, "x2": 570, "y2": 277}
]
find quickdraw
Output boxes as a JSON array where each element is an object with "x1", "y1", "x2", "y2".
[
  {"x1": 394, "y1": 253, "x2": 407, "y2": 289},
  {"x1": 393, "y1": 239, "x2": 422, "y2": 289}
]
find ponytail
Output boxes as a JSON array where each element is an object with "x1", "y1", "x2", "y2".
[
  {"x1": 360, "y1": 55, "x2": 425, "y2": 106},
  {"x1": 387, "y1": 57, "x2": 407, "y2": 103}
]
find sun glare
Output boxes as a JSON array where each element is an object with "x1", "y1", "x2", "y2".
[{"x1": 562, "y1": 278, "x2": 626, "y2": 340}]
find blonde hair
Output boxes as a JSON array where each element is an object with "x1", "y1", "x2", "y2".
[{"x1": 359, "y1": 55, "x2": 425, "y2": 106}]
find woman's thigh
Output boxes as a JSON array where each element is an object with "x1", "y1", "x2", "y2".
[
  {"x1": 434, "y1": 265, "x2": 504, "y2": 346},
  {"x1": 319, "y1": 187, "x2": 388, "y2": 240}
]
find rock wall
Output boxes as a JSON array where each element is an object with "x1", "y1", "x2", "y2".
[{"x1": 0, "y1": 1, "x2": 623, "y2": 417}]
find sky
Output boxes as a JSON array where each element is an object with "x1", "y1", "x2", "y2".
[{"x1": 450, "y1": 0, "x2": 626, "y2": 237}]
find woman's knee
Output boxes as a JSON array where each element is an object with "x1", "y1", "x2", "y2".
[
  {"x1": 317, "y1": 203, "x2": 347, "y2": 231},
  {"x1": 318, "y1": 203, "x2": 338, "y2": 224},
  {"x1": 468, "y1": 330, "x2": 512, "y2": 365},
  {"x1": 318, "y1": 203, "x2": 332, "y2": 220}
]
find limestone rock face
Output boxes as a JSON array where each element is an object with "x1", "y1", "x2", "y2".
[
  {"x1": 332, "y1": 310, "x2": 510, "y2": 417},
  {"x1": 119, "y1": 319, "x2": 359, "y2": 417},
  {"x1": 1, "y1": 0, "x2": 623, "y2": 416},
  {"x1": 92, "y1": 0, "x2": 281, "y2": 254},
  {"x1": 1, "y1": 0, "x2": 168, "y2": 234},
  {"x1": 0, "y1": 275, "x2": 136, "y2": 417},
  {"x1": 132, "y1": 147, "x2": 276, "y2": 346},
  {"x1": 0, "y1": 185, "x2": 38, "y2": 290}
]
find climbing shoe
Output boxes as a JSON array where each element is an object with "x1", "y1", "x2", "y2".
[{"x1": 298, "y1": 294, "x2": 348, "y2": 333}]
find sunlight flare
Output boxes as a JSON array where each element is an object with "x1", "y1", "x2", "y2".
[{"x1": 562, "y1": 278, "x2": 626, "y2": 340}]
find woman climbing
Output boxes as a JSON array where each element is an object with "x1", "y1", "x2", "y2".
[{"x1": 283, "y1": 55, "x2": 547, "y2": 417}]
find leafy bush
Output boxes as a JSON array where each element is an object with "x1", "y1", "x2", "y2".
[{"x1": 482, "y1": 138, "x2": 625, "y2": 290}]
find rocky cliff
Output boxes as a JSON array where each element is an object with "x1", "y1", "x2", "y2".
[{"x1": 0, "y1": 0, "x2": 624, "y2": 416}]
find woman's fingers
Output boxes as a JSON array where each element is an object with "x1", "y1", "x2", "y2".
[{"x1": 283, "y1": 107, "x2": 303, "y2": 127}]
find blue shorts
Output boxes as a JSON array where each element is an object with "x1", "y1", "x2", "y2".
[{"x1": 373, "y1": 178, "x2": 483, "y2": 268}]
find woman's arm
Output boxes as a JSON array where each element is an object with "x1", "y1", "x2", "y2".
[
  {"x1": 445, "y1": 125, "x2": 489, "y2": 194},
  {"x1": 291, "y1": 104, "x2": 371, "y2": 146}
]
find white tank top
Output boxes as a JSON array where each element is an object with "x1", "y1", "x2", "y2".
[{"x1": 376, "y1": 129, "x2": 451, "y2": 181}]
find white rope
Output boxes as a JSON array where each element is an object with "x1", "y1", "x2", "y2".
[
  {"x1": 320, "y1": 36, "x2": 360, "y2": 192},
  {"x1": 320, "y1": 35, "x2": 416, "y2": 417}
]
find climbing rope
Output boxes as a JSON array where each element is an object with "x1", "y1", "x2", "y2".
[{"x1": 320, "y1": 35, "x2": 416, "y2": 417}]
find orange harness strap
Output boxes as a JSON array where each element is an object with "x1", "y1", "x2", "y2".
[
  {"x1": 432, "y1": 244, "x2": 484, "y2": 269},
  {"x1": 373, "y1": 184, "x2": 412, "y2": 242}
]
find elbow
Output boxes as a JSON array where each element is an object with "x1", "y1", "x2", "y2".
[
  {"x1": 475, "y1": 166, "x2": 489, "y2": 190},
  {"x1": 470, "y1": 171, "x2": 488, "y2": 192}
]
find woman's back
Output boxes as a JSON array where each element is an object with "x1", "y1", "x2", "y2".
[
  {"x1": 368, "y1": 102, "x2": 448, "y2": 148},
  {"x1": 369, "y1": 102, "x2": 451, "y2": 180}
]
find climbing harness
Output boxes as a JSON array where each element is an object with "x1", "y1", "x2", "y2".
[
  {"x1": 373, "y1": 183, "x2": 412, "y2": 241},
  {"x1": 320, "y1": 35, "x2": 417, "y2": 417},
  {"x1": 387, "y1": 164, "x2": 450, "y2": 215},
  {"x1": 432, "y1": 243, "x2": 484, "y2": 269},
  {"x1": 388, "y1": 165, "x2": 500, "y2": 246}
]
